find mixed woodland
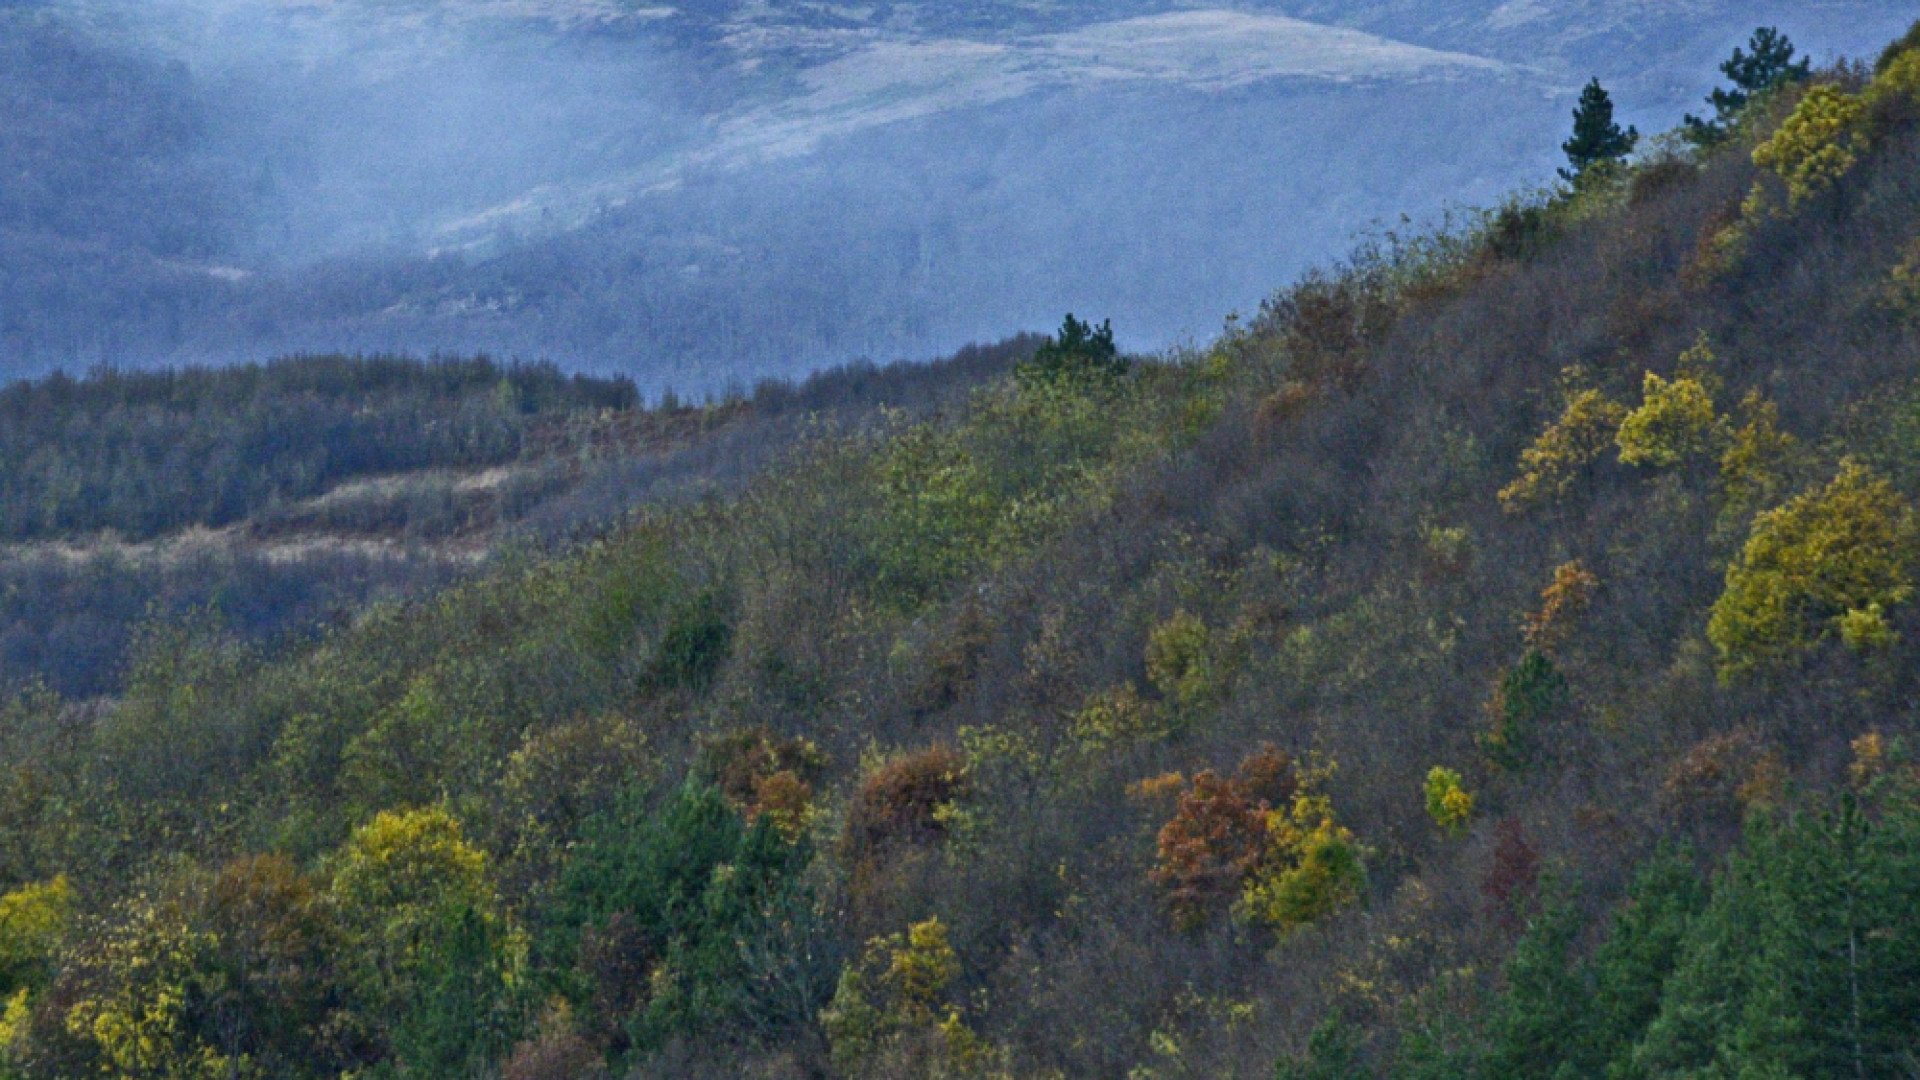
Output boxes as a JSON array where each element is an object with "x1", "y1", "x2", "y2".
[{"x1": 3, "y1": 22, "x2": 1920, "y2": 1079}]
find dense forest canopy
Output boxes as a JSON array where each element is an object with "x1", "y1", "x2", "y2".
[
  {"x1": 0, "y1": 356, "x2": 637, "y2": 541},
  {"x1": 1, "y1": 19, "x2": 1920, "y2": 1080},
  {"x1": 0, "y1": 341, "x2": 1034, "y2": 700}
]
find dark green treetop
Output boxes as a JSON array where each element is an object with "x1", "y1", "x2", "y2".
[
  {"x1": 1018, "y1": 313, "x2": 1127, "y2": 388},
  {"x1": 1684, "y1": 27, "x2": 1812, "y2": 146},
  {"x1": 1560, "y1": 79, "x2": 1639, "y2": 184}
]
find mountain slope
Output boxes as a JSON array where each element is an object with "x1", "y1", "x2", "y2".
[{"x1": 2, "y1": 25, "x2": 1920, "y2": 1079}]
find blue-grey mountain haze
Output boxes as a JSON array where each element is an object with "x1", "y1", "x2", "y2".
[{"x1": 1, "y1": 0, "x2": 1911, "y2": 391}]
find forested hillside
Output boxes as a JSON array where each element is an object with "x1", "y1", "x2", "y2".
[
  {"x1": 3, "y1": 23, "x2": 1920, "y2": 1079},
  {"x1": 0, "y1": 343, "x2": 1029, "y2": 698}
]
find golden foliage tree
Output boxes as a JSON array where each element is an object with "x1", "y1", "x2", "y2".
[
  {"x1": 1237, "y1": 786, "x2": 1365, "y2": 932},
  {"x1": 1616, "y1": 372, "x2": 1719, "y2": 468},
  {"x1": 1716, "y1": 391, "x2": 1797, "y2": 535},
  {"x1": 1424, "y1": 767, "x2": 1476, "y2": 836},
  {"x1": 1500, "y1": 384, "x2": 1627, "y2": 512},
  {"x1": 821, "y1": 917, "x2": 995, "y2": 1077},
  {"x1": 1708, "y1": 461, "x2": 1918, "y2": 679},
  {"x1": 0, "y1": 875, "x2": 73, "y2": 1058},
  {"x1": 1523, "y1": 560, "x2": 1599, "y2": 654},
  {"x1": 325, "y1": 806, "x2": 508, "y2": 1047},
  {"x1": 62, "y1": 889, "x2": 245, "y2": 1080},
  {"x1": 1750, "y1": 84, "x2": 1869, "y2": 210}
]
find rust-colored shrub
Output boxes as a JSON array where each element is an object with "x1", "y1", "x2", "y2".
[
  {"x1": 1149, "y1": 746, "x2": 1299, "y2": 930},
  {"x1": 1152, "y1": 770, "x2": 1267, "y2": 931},
  {"x1": 1253, "y1": 382, "x2": 1319, "y2": 447},
  {"x1": 1262, "y1": 275, "x2": 1384, "y2": 392},
  {"x1": 1628, "y1": 156, "x2": 1698, "y2": 207},
  {"x1": 1126, "y1": 771, "x2": 1189, "y2": 804},
  {"x1": 906, "y1": 602, "x2": 994, "y2": 715},
  {"x1": 844, "y1": 746, "x2": 971, "y2": 857},
  {"x1": 1522, "y1": 560, "x2": 1599, "y2": 654},
  {"x1": 1236, "y1": 744, "x2": 1300, "y2": 807},
  {"x1": 1662, "y1": 731, "x2": 1783, "y2": 819},
  {"x1": 751, "y1": 769, "x2": 815, "y2": 839},
  {"x1": 500, "y1": 1006, "x2": 610, "y2": 1080},
  {"x1": 698, "y1": 726, "x2": 826, "y2": 830}
]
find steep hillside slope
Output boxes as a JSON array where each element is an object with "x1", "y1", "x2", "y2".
[{"x1": 2, "y1": 25, "x2": 1920, "y2": 1080}]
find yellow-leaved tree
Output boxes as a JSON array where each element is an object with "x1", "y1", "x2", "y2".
[
  {"x1": 0, "y1": 875, "x2": 74, "y2": 1056},
  {"x1": 1716, "y1": 391, "x2": 1798, "y2": 537},
  {"x1": 63, "y1": 886, "x2": 244, "y2": 1080},
  {"x1": 1708, "y1": 461, "x2": 1918, "y2": 679},
  {"x1": 1424, "y1": 767, "x2": 1475, "y2": 836},
  {"x1": 1616, "y1": 372, "x2": 1720, "y2": 468},
  {"x1": 1750, "y1": 84, "x2": 1870, "y2": 210},
  {"x1": 1500, "y1": 382, "x2": 1627, "y2": 512},
  {"x1": 821, "y1": 916, "x2": 997, "y2": 1076},
  {"x1": 1237, "y1": 781, "x2": 1365, "y2": 933},
  {"x1": 326, "y1": 806, "x2": 518, "y2": 1071},
  {"x1": 1748, "y1": 46, "x2": 1920, "y2": 214}
]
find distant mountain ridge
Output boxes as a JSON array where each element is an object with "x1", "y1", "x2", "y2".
[{"x1": 1, "y1": 0, "x2": 1912, "y2": 387}]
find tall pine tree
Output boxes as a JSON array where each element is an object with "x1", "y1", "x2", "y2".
[
  {"x1": 1587, "y1": 845, "x2": 1706, "y2": 1076},
  {"x1": 1561, "y1": 79, "x2": 1638, "y2": 184},
  {"x1": 1684, "y1": 27, "x2": 1812, "y2": 146},
  {"x1": 1480, "y1": 891, "x2": 1599, "y2": 1080}
]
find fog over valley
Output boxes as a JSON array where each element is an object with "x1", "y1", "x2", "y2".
[{"x1": 2, "y1": 0, "x2": 1911, "y2": 389}]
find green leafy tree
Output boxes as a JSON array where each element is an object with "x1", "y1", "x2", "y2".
[
  {"x1": 1561, "y1": 79, "x2": 1639, "y2": 184},
  {"x1": 1685, "y1": 27, "x2": 1812, "y2": 145},
  {"x1": 1482, "y1": 650, "x2": 1568, "y2": 770},
  {"x1": 1273, "y1": 1014, "x2": 1363, "y2": 1080},
  {"x1": 389, "y1": 906, "x2": 517, "y2": 1078},
  {"x1": 547, "y1": 784, "x2": 814, "y2": 1048},
  {"x1": 642, "y1": 588, "x2": 734, "y2": 693}
]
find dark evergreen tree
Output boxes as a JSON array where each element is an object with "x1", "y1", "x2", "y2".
[
  {"x1": 1274, "y1": 1014, "x2": 1363, "y2": 1080},
  {"x1": 389, "y1": 906, "x2": 517, "y2": 1079},
  {"x1": 1018, "y1": 313, "x2": 1127, "y2": 388},
  {"x1": 1684, "y1": 27, "x2": 1812, "y2": 146},
  {"x1": 1560, "y1": 79, "x2": 1639, "y2": 184},
  {"x1": 1587, "y1": 845, "x2": 1705, "y2": 1074},
  {"x1": 1480, "y1": 891, "x2": 1599, "y2": 1080},
  {"x1": 1628, "y1": 794, "x2": 1920, "y2": 1078}
]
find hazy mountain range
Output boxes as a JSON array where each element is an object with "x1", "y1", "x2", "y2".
[{"x1": 2, "y1": 0, "x2": 1912, "y2": 390}]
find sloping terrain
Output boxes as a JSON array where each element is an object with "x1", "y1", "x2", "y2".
[
  {"x1": 1, "y1": 26, "x2": 1919, "y2": 1078},
  {"x1": 0, "y1": 342, "x2": 1030, "y2": 697}
]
